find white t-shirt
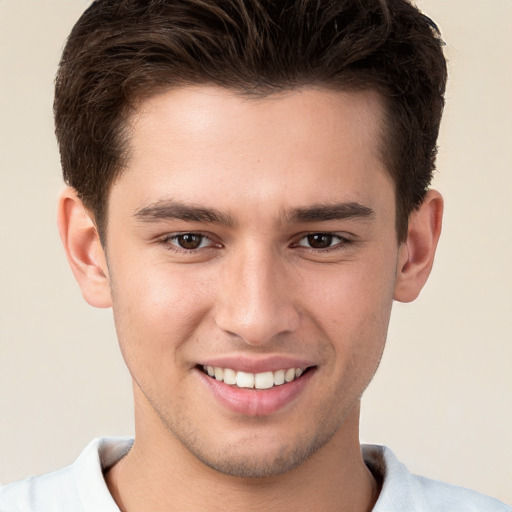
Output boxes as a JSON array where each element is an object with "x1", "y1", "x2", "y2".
[{"x1": 0, "y1": 437, "x2": 510, "y2": 511}]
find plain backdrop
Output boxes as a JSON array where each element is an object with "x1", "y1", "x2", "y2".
[{"x1": 0, "y1": 0, "x2": 511, "y2": 505}]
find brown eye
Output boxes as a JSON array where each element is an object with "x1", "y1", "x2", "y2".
[
  {"x1": 175, "y1": 233, "x2": 205, "y2": 250},
  {"x1": 306, "y1": 233, "x2": 334, "y2": 249}
]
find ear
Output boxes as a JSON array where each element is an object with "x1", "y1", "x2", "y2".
[
  {"x1": 57, "y1": 187, "x2": 112, "y2": 308},
  {"x1": 394, "y1": 189, "x2": 443, "y2": 303}
]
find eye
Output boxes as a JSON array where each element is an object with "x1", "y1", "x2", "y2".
[
  {"x1": 295, "y1": 233, "x2": 349, "y2": 250},
  {"x1": 164, "y1": 233, "x2": 216, "y2": 251}
]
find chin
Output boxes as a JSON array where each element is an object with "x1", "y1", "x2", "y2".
[
  {"x1": 193, "y1": 446, "x2": 314, "y2": 478},
  {"x1": 176, "y1": 422, "x2": 341, "y2": 479}
]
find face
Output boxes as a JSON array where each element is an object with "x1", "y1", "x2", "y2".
[{"x1": 104, "y1": 86, "x2": 403, "y2": 477}]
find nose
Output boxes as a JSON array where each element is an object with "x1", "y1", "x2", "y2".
[{"x1": 214, "y1": 247, "x2": 300, "y2": 346}]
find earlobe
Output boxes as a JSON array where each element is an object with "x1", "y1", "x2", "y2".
[
  {"x1": 57, "y1": 187, "x2": 112, "y2": 308},
  {"x1": 394, "y1": 189, "x2": 443, "y2": 303}
]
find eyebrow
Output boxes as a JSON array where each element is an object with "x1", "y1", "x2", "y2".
[
  {"x1": 286, "y1": 202, "x2": 375, "y2": 223},
  {"x1": 134, "y1": 199, "x2": 375, "y2": 227},
  {"x1": 134, "y1": 200, "x2": 235, "y2": 226}
]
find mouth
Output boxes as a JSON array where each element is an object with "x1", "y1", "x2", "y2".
[
  {"x1": 200, "y1": 365, "x2": 312, "y2": 390},
  {"x1": 197, "y1": 361, "x2": 317, "y2": 416}
]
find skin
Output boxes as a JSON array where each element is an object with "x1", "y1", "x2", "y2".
[{"x1": 58, "y1": 86, "x2": 443, "y2": 512}]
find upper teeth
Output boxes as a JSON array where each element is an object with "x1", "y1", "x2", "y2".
[{"x1": 203, "y1": 366, "x2": 305, "y2": 389}]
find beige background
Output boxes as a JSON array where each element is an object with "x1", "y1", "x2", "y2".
[{"x1": 0, "y1": 0, "x2": 511, "y2": 504}]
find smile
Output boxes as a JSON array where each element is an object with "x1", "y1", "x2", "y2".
[{"x1": 202, "y1": 365, "x2": 307, "y2": 390}]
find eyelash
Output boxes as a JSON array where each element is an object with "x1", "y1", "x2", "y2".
[{"x1": 157, "y1": 232, "x2": 353, "y2": 254}]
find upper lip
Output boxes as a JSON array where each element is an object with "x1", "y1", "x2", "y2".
[{"x1": 197, "y1": 355, "x2": 316, "y2": 374}]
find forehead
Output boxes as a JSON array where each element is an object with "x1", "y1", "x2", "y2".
[
  {"x1": 112, "y1": 86, "x2": 393, "y2": 223},
  {"x1": 129, "y1": 85, "x2": 386, "y2": 162}
]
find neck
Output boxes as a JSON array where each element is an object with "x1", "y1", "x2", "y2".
[{"x1": 105, "y1": 401, "x2": 379, "y2": 512}]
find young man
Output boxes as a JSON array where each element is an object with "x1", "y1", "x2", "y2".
[{"x1": 0, "y1": 0, "x2": 509, "y2": 511}]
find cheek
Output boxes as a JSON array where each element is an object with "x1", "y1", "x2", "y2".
[
  {"x1": 308, "y1": 256, "x2": 396, "y2": 325},
  {"x1": 307, "y1": 255, "x2": 396, "y2": 365},
  {"x1": 109, "y1": 260, "x2": 213, "y2": 369}
]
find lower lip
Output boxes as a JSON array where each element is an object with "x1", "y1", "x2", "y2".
[{"x1": 197, "y1": 368, "x2": 315, "y2": 417}]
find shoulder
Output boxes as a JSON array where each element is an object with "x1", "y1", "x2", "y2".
[
  {"x1": 362, "y1": 444, "x2": 511, "y2": 512},
  {"x1": 0, "y1": 470, "x2": 79, "y2": 512},
  {"x1": 411, "y1": 473, "x2": 511, "y2": 512},
  {"x1": 0, "y1": 437, "x2": 133, "y2": 512},
  {"x1": 0, "y1": 465, "x2": 80, "y2": 512}
]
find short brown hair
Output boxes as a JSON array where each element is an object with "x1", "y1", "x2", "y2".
[{"x1": 54, "y1": 0, "x2": 447, "y2": 242}]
